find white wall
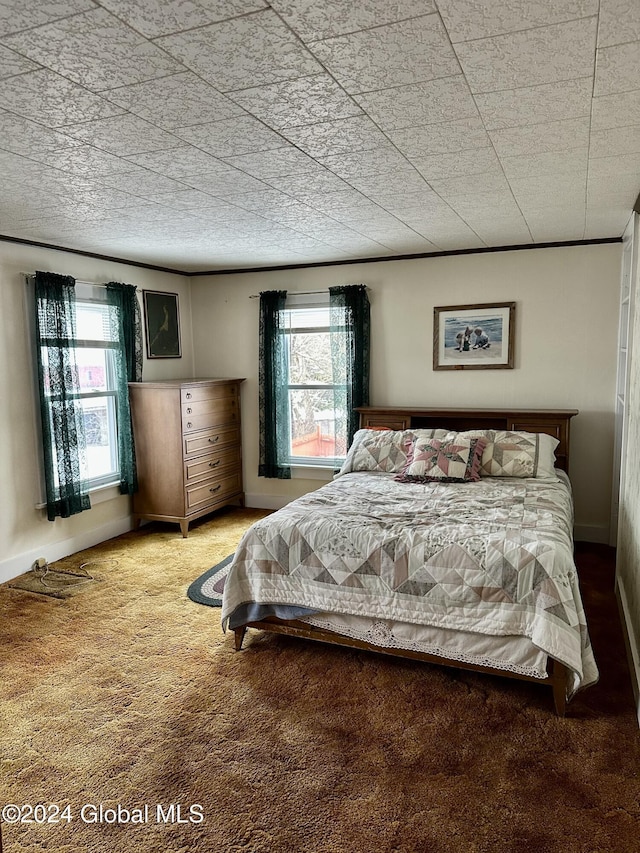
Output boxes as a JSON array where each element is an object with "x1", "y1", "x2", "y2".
[
  {"x1": 0, "y1": 241, "x2": 191, "y2": 582},
  {"x1": 190, "y1": 243, "x2": 621, "y2": 540}
]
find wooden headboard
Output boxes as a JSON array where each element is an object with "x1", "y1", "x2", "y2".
[{"x1": 356, "y1": 407, "x2": 578, "y2": 473}]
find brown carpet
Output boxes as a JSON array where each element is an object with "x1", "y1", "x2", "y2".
[{"x1": 1, "y1": 510, "x2": 639, "y2": 853}]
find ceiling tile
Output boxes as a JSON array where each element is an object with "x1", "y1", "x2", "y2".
[
  {"x1": 317, "y1": 146, "x2": 413, "y2": 179},
  {"x1": 0, "y1": 0, "x2": 96, "y2": 39},
  {"x1": 588, "y1": 152, "x2": 640, "y2": 178},
  {"x1": 0, "y1": 108, "x2": 83, "y2": 156},
  {"x1": 91, "y1": 168, "x2": 192, "y2": 197},
  {"x1": 587, "y1": 174, "x2": 639, "y2": 206},
  {"x1": 173, "y1": 115, "x2": 284, "y2": 157},
  {"x1": 124, "y1": 146, "x2": 234, "y2": 178},
  {"x1": 0, "y1": 44, "x2": 41, "y2": 78},
  {"x1": 103, "y1": 72, "x2": 245, "y2": 129},
  {"x1": 412, "y1": 147, "x2": 501, "y2": 181},
  {"x1": 428, "y1": 172, "x2": 512, "y2": 200},
  {"x1": 178, "y1": 168, "x2": 268, "y2": 196},
  {"x1": 500, "y1": 148, "x2": 589, "y2": 179},
  {"x1": 227, "y1": 74, "x2": 361, "y2": 130},
  {"x1": 150, "y1": 189, "x2": 241, "y2": 210},
  {"x1": 156, "y1": 9, "x2": 322, "y2": 92},
  {"x1": 589, "y1": 125, "x2": 640, "y2": 157},
  {"x1": 594, "y1": 42, "x2": 640, "y2": 97},
  {"x1": 591, "y1": 90, "x2": 640, "y2": 130},
  {"x1": 28, "y1": 144, "x2": 143, "y2": 176},
  {"x1": 346, "y1": 169, "x2": 433, "y2": 200},
  {"x1": 585, "y1": 207, "x2": 632, "y2": 237},
  {"x1": 597, "y1": 0, "x2": 640, "y2": 47},
  {"x1": 308, "y1": 14, "x2": 459, "y2": 94},
  {"x1": 222, "y1": 146, "x2": 321, "y2": 178},
  {"x1": 455, "y1": 18, "x2": 597, "y2": 94},
  {"x1": 386, "y1": 116, "x2": 490, "y2": 158},
  {"x1": 475, "y1": 78, "x2": 592, "y2": 131},
  {"x1": 98, "y1": 0, "x2": 267, "y2": 39},
  {"x1": 438, "y1": 0, "x2": 597, "y2": 42},
  {"x1": 282, "y1": 115, "x2": 389, "y2": 157},
  {"x1": 509, "y1": 174, "x2": 587, "y2": 207},
  {"x1": 264, "y1": 170, "x2": 352, "y2": 201},
  {"x1": 60, "y1": 114, "x2": 182, "y2": 156},
  {"x1": 489, "y1": 117, "x2": 590, "y2": 157},
  {"x1": 1, "y1": 8, "x2": 184, "y2": 91},
  {"x1": 354, "y1": 76, "x2": 478, "y2": 131},
  {"x1": 0, "y1": 69, "x2": 124, "y2": 127},
  {"x1": 270, "y1": 0, "x2": 436, "y2": 42}
]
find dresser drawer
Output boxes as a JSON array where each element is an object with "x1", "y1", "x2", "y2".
[
  {"x1": 184, "y1": 447, "x2": 242, "y2": 485},
  {"x1": 181, "y1": 384, "x2": 237, "y2": 405},
  {"x1": 182, "y1": 397, "x2": 238, "y2": 432},
  {"x1": 186, "y1": 470, "x2": 242, "y2": 512},
  {"x1": 184, "y1": 425, "x2": 240, "y2": 457}
]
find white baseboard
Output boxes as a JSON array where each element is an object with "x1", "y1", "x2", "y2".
[
  {"x1": 573, "y1": 524, "x2": 610, "y2": 544},
  {"x1": 0, "y1": 517, "x2": 133, "y2": 585},
  {"x1": 244, "y1": 493, "x2": 291, "y2": 511},
  {"x1": 616, "y1": 576, "x2": 640, "y2": 728}
]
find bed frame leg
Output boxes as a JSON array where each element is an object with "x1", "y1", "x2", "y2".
[
  {"x1": 552, "y1": 661, "x2": 567, "y2": 717},
  {"x1": 234, "y1": 627, "x2": 247, "y2": 651}
]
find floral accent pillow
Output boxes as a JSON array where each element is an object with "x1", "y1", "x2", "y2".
[
  {"x1": 461, "y1": 429, "x2": 559, "y2": 479},
  {"x1": 336, "y1": 428, "x2": 448, "y2": 477},
  {"x1": 395, "y1": 435, "x2": 488, "y2": 483}
]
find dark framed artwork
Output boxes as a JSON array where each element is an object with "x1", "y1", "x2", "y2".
[
  {"x1": 143, "y1": 290, "x2": 181, "y2": 359},
  {"x1": 433, "y1": 302, "x2": 516, "y2": 370}
]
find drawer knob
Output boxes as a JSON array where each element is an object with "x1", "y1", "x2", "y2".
[
  {"x1": 209, "y1": 460, "x2": 220, "y2": 468},
  {"x1": 208, "y1": 436, "x2": 219, "y2": 443},
  {"x1": 209, "y1": 485, "x2": 221, "y2": 493},
  {"x1": 186, "y1": 407, "x2": 192, "y2": 414},
  {"x1": 187, "y1": 422, "x2": 193, "y2": 429},
  {"x1": 186, "y1": 392, "x2": 192, "y2": 399}
]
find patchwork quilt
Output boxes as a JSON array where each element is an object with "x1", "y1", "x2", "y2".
[{"x1": 221, "y1": 472, "x2": 598, "y2": 697}]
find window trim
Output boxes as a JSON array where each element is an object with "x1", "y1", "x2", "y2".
[{"x1": 281, "y1": 297, "x2": 346, "y2": 469}]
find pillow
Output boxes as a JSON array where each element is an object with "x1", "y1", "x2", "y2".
[
  {"x1": 336, "y1": 428, "x2": 449, "y2": 477},
  {"x1": 459, "y1": 429, "x2": 559, "y2": 479},
  {"x1": 395, "y1": 434, "x2": 487, "y2": 484}
]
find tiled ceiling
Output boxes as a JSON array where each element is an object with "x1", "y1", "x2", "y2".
[{"x1": 0, "y1": 0, "x2": 638, "y2": 272}]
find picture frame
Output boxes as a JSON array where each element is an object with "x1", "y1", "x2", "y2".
[
  {"x1": 433, "y1": 302, "x2": 515, "y2": 370},
  {"x1": 143, "y1": 290, "x2": 181, "y2": 359}
]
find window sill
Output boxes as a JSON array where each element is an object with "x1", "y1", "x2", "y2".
[
  {"x1": 290, "y1": 465, "x2": 335, "y2": 480},
  {"x1": 34, "y1": 481, "x2": 124, "y2": 510}
]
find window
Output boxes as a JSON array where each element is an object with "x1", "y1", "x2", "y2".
[
  {"x1": 33, "y1": 272, "x2": 141, "y2": 520},
  {"x1": 283, "y1": 300, "x2": 347, "y2": 467},
  {"x1": 38, "y1": 285, "x2": 120, "y2": 491}
]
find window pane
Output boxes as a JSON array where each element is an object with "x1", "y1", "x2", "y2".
[
  {"x1": 79, "y1": 396, "x2": 118, "y2": 481},
  {"x1": 289, "y1": 389, "x2": 346, "y2": 460},
  {"x1": 76, "y1": 301, "x2": 110, "y2": 341},
  {"x1": 75, "y1": 348, "x2": 109, "y2": 393},
  {"x1": 289, "y1": 331, "x2": 333, "y2": 385}
]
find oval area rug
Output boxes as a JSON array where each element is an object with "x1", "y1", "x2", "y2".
[{"x1": 187, "y1": 554, "x2": 233, "y2": 606}]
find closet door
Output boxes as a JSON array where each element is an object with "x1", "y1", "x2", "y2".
[{"x1": 611, "y1": 214, "x2": 637, "y2": 546}]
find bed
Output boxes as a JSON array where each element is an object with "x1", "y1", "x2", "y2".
[{"x1": 221, "y1": 407, "x2": 599, "y2": 716}]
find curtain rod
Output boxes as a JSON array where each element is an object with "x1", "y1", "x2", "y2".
[
  {"x1": 248, "y1": 286, "x2": 368, "y2": 299},
  {"x1": 23, "y1": 274, "x2": 112, "y2": 288}
]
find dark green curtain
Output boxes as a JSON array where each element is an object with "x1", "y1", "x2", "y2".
[
  {"x1": 258, "y1": 290, "x2": 291, "y2": 479},
  {"x1": 34, "y1": 270, "x2": 91, "y2": 521},
  {"x1": 330, "y1": 285, "x2": 370, "y2": 457},
  {"x1": 105, "y1": 282, "x2": 142, "y2": 495}
]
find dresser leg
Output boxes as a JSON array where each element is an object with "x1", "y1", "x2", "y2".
[{"x1": 179, "y1": 520, "x2": 189, "y2": 538}]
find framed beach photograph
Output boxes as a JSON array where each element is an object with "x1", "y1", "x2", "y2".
[
  {"x1": 433, "y1": 302, "x2": 515, "y2": 370},
  {"x1": 143, "y1": 290, "x2": 181, "y2": 359}
]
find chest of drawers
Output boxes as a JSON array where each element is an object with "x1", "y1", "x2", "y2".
[{"x1": 128, "y1": 378, "x2": 245, "y2": 536}]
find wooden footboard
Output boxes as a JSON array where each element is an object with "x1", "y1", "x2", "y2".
[{"x1": 233, "y1": 618, "x2": 568, "y2": 717}]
